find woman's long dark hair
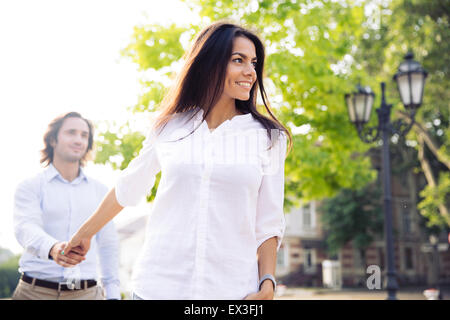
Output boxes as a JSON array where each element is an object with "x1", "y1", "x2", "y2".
[{"x1": 153, "y1": 21, "x2": 292, "y2": 155}]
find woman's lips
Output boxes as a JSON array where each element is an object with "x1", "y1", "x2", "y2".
[{"x1": 236, "y1": 81, "x2": 252, "y2": 89}]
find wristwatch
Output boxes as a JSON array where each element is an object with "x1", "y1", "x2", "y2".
[{"x1": 258, "y1": 274, "x2": 277, "y2": 291}]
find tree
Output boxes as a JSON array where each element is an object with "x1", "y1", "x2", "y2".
[
  {"x1": 96, "y1": 0, "x2": 380, "y2": 209},
  {"x1": 352, "y1": 0, "x2": 449, "y2": 229},
  {"x1": 320, "y1": 181, "x2": 384, "y2": 266},
  {"x1": 0, "y1": 255, "x2": 20, "y2": 298},
  {"x1": 95, "y1": 0, "x2": 448, "y2": 235}
]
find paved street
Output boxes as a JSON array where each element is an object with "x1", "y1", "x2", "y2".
[{"x1": 275, "y1": 286, "x2": 450, "y2": 300}]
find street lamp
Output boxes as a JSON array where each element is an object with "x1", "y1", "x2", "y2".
[
  {"x1": 393, "y1": 52, "x2": 428, "y2": 111},
  {"x1": 345, "y1": 52, "x2": 428, "y2": 300}
]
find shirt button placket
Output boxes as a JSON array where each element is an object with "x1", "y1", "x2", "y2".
[
  {"x1": 193, "y1": 134, "x2": 213, "y2": 299},
  {"x1": 67, "y1": 183, "x2": 73, "y2": 240}
]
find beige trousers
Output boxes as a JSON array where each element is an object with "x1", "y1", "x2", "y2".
[{"x1": 11, "y1": 279, "x2": 105, "y2": 300}]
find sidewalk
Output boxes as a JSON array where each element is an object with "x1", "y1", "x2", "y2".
[{"x1": 275, "y1": 286, "x2": 450, "y2": 300}]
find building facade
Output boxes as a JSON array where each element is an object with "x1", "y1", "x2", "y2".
[{"x1": 276, "y1": 176, "x2": 450, "y2": 288}]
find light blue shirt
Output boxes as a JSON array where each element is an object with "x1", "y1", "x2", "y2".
[{"x1": 13, "y1": 163, "x2": 120, "y2": 299}]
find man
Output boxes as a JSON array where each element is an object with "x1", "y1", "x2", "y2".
[{"x1": 12, "y1": 112, "x2": 120, "y2": 300}]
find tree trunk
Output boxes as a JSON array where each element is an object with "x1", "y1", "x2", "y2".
[
  {"x1": 417, "y1": 134, "x2": 450, "y2": 225},
  {"x1": 396, "y1": 110, "x2": 450, "y2": 170}
]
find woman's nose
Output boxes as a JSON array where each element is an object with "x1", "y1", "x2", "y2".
[{"x1": 243, "y1": 63, "x2": 256, "y2": 78}]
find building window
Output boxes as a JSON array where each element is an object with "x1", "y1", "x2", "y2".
[
  {"x1": 303, "y1": 203, "x2": 311, "y2": 228},
  {"x1": 277, "y1": 244, "x2": 289, "y2": 268},
  {"x1": 304, "y1": 249, "x2": 316, "y2": 273},
  {"x1": 404, "y1": 247, "x2": 414, "y2": 270},
  {"x1": 402, "y1": 207, "x2": 412, "y2": 234},
  {"x1": 302, "y1": 201, "x2": 315, "y2": 230}
]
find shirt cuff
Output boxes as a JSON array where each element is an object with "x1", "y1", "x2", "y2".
[
  {"x1": 103, "y1": 283, "x2": 121, "y2": 300},
  {"x1": 114, "y1": 184, "x2": 127, "y2": 208},
  {"x1": 257, "y1": 234, "x2": 283, "y2": 252},
  {"x1": 40, "y1": 238, "x2": 59, "y2": 261}
]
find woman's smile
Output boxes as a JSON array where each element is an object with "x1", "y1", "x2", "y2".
[{"x1": 235, "y1": 81, "x2": 253, "y2": 89}]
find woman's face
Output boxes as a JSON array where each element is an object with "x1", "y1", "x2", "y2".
[{"x1": 222, "y1": 36, "x2": 257, "y2": 102}]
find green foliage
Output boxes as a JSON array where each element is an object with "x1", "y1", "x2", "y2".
[
  {"x1": 320, "y1": 182, "x2": 384, "y2": 257},
  {"x1": 95, "y1": 0, "x2": 448, "y2": 235},
  {"x1": 94, "y1": 122, "x2": 162, "y2": 200},
  {"x1": 0, "y1": 255, "x2": 21, "y2": 299},
  {"x1": 352, "y1": 0, "x2": 450, "y2": 228},
  {"x1": 121, "y1": 24, "x2": 187, "y2": 71},
  {"x1": 418, "y1": 171, "x2": 450, "y2": 228},
  {"x1": 133, "y1": 81, "x2": 168, "y2": 113},
  {"x1": 102, "y1": 0, "x2": 382, "y2": 210},
  {"x1": 94, "y1": 123, "x2": 146, "y2": 171},
  {"x1": 146, "y1": 172, "x2": 161, "y2": 203}
]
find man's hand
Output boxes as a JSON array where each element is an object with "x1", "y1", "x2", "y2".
[
  {"x1": 49, "y1": 242, "x2": 86, "y2": 268},
  {"x1": 64, "y1": 236, "x2": 91, "y2": 258},
  {"x1": 243, "y1": 281, "x2": 275, "y2": 300}
]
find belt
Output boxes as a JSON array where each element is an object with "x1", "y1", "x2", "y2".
[{"x1": 21, "y1": 274, "x2": 97, "y2": 291}]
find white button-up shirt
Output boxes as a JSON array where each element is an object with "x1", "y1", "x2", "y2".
[
  {"x1": 115, "y1": 107, "x2": 287, "y2": 299},
  {"x1": 13, "y1": 164, "x2": 120, "y2": 299}
]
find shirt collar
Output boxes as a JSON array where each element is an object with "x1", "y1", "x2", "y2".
[
  {"x1": 45, "y1": 163, "x2": 88, "y2": 184},
  {"x1": 193, "y1": 106, "x2": 253, "y2": 124}
]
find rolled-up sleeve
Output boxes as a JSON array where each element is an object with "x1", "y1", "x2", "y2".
[
  {"x1": 255, "y1": 132, "x2": 287, "y2": 252},
  {"x1": 13, "y1": 179, "x2": 58, "y2": 260},
  {"x1": 115, "y1": 126, "x2": 161, "y2": 207}
]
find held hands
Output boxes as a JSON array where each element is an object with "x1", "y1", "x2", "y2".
[
  {"x1": 50, "y1": 235, "x2": 91, "y2": 268},
  {"x1": 50, "y1": 241, "x2": 86, "y2": 268},
  {"x1": 64, "y1": 235, "x2": 91, "y2": 260}
]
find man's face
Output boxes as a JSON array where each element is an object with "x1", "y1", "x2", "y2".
[{"x1": 52, "y1": 117, "x2": 90, "y2": 164}]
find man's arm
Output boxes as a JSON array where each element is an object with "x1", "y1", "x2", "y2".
[
  {"x1": 13, "y1": 178, "x2": 84, "y2": 266},
  {"x1": 14, "y1": 178, "x2": 59, "y2": 260}
]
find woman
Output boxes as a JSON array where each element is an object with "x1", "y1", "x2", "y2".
[{"x1": 64, "y1": 21, "x2": 293, "y2": 300}]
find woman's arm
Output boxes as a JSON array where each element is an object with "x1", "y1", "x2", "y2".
[
  {"x1": 244, "y1": 236, "x2": 278, "y2": 300},
  {"x1": 257, "y1": 236, "x2": 278, "y2": 298},
  {"x1": 63, "y1": 188, "x2": 124, "y2": 257}
]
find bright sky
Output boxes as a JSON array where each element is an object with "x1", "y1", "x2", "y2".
[{"x1": 0, "y1": 0, "x2": 199, "y2": 253}]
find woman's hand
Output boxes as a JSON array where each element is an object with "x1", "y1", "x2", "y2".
[
  {"x1": 50, "y1": 242, "x2": 86, "y2": 268},
  {"x1": 63, "y1": 234, "x2": 91, "y2": 259},
  {"x1": 243, "y1": 281, "x2": 275, "y2": 300}
]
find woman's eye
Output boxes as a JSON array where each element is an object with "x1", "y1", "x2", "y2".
[
  {"x1": 252, "y1": 62, "x2": 257, "y2": 68},
  {"x1": 233, "y1": 58, "x2": 242, "y2": 63}
]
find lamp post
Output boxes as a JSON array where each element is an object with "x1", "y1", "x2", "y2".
[{"x1": 345, "y1": 52, "x2": 428, "y2": 300}]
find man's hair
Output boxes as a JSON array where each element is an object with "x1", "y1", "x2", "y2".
[{"x1": 40, "y1": 111, "x2": 94, "y2": 167}]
